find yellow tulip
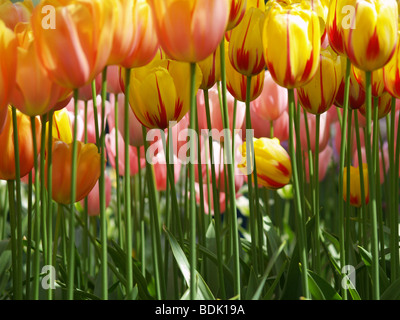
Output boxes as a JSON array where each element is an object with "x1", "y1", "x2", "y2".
[
  {"x1": 343, "y1": 163, "x2": 369, "y2": 207},
  {"x1": 228, "y1": 6, "x2": 266, "y2": 76},
  {"x1": 47, "y1": 108, "x2": 73, "y2": 145},
  {"x1": 298, "y1": 46, "x2": 342, "y2": 115},
  {"x1": 383, "y1": 24, "x2": 400, "y2": 99},
  {"x1": 343, "y1": 0, "x2": 398, "y2": 72},
  {"x1": 239, "y1": 137, "x2": 292, "y2": 190},
  {"x1": 46, "y1": 140, "x2": 101, "y2": 205},
  {"x1": 0, "y1": 106, "x2": 41, "y2": 181},
  {"x1": 263, "y1": 1, "x2": 321, "y2": 89},
  {"x1": 326, "y1": 0, "x2": 352, "y2": 56},
  {"x1": 127, "y1": 59, "x2": 202, "y2": 129}
]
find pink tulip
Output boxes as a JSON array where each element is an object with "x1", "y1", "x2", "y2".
[
  {"x1": 151, "y1": 147, "x2": 182, "y2": 191},
  {"x1": 196, "y1": 85, "x2": 245, "y2": 142},
  {"x1": 106, "y1": 65, "x2": 123, "y2": 95},
  {"x1": 304, "y1": 146, "x2": 333, "y2": 183},
  {"x1": 298, "y1": 111, "x2": 331, "y2": 153},
  {"x1": 250, "y1": 70, "x2": 288, "y2": 121},
  {"x1": 105, "y1": 128, "x2": 145, "y2": 176},
  {"x1": 108, "y1": 93, "x2": 144, "y2": 147},
  {"x1": 80, "y1": 172, "x2": 112, "y2": 216},
  {"x1": 77, "y1": 73, "x2": 102, "y2": 102}
]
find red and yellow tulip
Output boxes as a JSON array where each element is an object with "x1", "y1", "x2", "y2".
[
  {"x1": 226, "y1": 0, "x2": 247, "y2": 31},
  {"x1": 353, "y1": 65, "x2": 385, "y2": 97},
  {"x1": 383, "y1": 24, "x2": 400, "y2": 99},
  {"x1": 359, "y1": 91, "x2": 393, "y2": 119},
  {"x1": 198, "y1": 47, "x2": 221, "y2": 90},
  {"x1": 343, "y1": 163, "x2": 369, "y2": 207}
]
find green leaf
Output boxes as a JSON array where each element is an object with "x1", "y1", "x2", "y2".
[
  {"x1": 307, "y1": 270, "x2": 342, "y2": 300},
  {"x1": 381, "y1": 278, "x2": 400, "y2": 300},
  {"x1": 357, "y1": 245, "x2": 389, "y2": 291}
]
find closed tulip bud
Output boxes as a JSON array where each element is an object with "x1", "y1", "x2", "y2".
[
  {"x1": 239, "y1": 137, "x2": 292, "y2": 190},
  {"x1": 0, "y1": 20, "x2": 17, "y2": 115},
  {"x1": 353, "y1": 65, "x2": 385, "y2": 97},
  {"x1": 229, "y1": 7, "x2": 266, "y2": 77},
  {"x1": 326, "y1": 0, "x2": 352, "y2": 56},
  {"x1": 263, "y1": 1, "x2": 321, "y2": 89},
  {"x1": 226, "y1": 0, "x2": 247, "y2": 31},
  {"x1": 121, "y1": 0, "x2": 159, "y2": 69},
  {"x1": 0, "y1": 0, "x2": 32, "y2": 31},
  {"x1": 47, "y1": 140, "x2": 101, "y2": 205},
  {"x1": 0, "y1": 106, "x2": 41, "y2": 181},
  {"x1": 383, "y1": 25, "x2": 400, "y2": 99},
  {"x1": 250, "y1": 70, "x2": 288, "y2": 121},
  {"x1": 198, "y1": 48, "x2": 221, "y2": 90},
  {"x1": 225, "y1": 42, "x2": 264, "y2": 101},
  {"x1": 359, "y1": 91, "x2": 392, "y2": 119},
  {"x1": 147, "y1": 0, "x2": 230, "y2": 62},
  {"x1": 31, "y1": 0, "x2": 115, "y2": 89},
  {"x1": 335, "y1": 55, "x2": 366, "y2": 109},
  {"x1": 48, "y1": 108, "x2": 73, "y2": 145},
  {"x1": 11, "y1": 23, "x2": 72, "y2": 117},
  {"x1": 127, "y1": 59, "x2": 202, "y2": 129},
  {"x1": 298, "y1": 47, "x2": 342, "y2": 115},
  {"x1": 344, "y1": 0, "x2": 398, "y2": 72},
  {"x1": 343, "y1": 163, "x2": 369, "y2": 207}
]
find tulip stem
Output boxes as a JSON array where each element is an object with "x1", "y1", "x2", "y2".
[
  {"x1": 338, "y1": 58, "x2": 351, "y2": 300},
  {"x1": 220, "y1": 39, "x2": 241, "y2": 299},
  {"x1": 288, "y1": 88, "x2": 309, "y2": 300},
  {"x1": 67, "y1": 89, "x2": 79, "y2": 300},
  {"x1": 91, "y1": 80, "x2": 100, "y2": 148},
  {"x1": 345, "y1": 109, "x2": 353, "y2": 267},
  {"x1": 389, "y1": 97, "x2": 399, "y2": 282},
  {"x1": 314, "y1": 113, "x2": 321, "y2": 274},
  {"x1": 203, "y1": 89, "x2": 226, "y2": 299},
  {"x1": 31, "y1": 117, "x2": 40, "y2": 300},
  {"x1": 123, "y1": 68, "x2": 133, "y2": 299},
  {"x1": 364, "y1": 71, "x2": 380, "y2": 300},
  {"x1": 11, "y1": 107, "x2": 23, "y2": 299}
]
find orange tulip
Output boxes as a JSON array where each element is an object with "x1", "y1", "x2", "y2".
[
  {"x1": 46, "y1": 140, "x2": 101, "y2": 204},
  {"x1": 0, "y1": 19, "x2": 17, "y2": 127},
  {"x1": 228, "y1": 6, "x2": 266, "y2": 76},
  {"x1": 343, "y1": 0, "x2": 398, "y2": 72},
  {"x1": 297, "y1": 47, "x2": 342, "y2": 115},
  {"x1": 11, "y1": 23, "x2": 71, "y2": 117},
  {"x1": 147, "y1": 0, "x2": 230, "y2": 62},
  {"x1": 226, "y1": 0, "x2": 247, "y2": 31},
  {"x1": 120, "y1": 0, "x2": 159, "y2": 69},
  {"x1": 0, "y1": 0, "x2": 32, "y2": 31},
  {"x1": 263, "y1": 1, "x2": 321, "y2": 89},
  {"x1": 31, "y1": 0, "x2": 114, "y2": 89},
  {"x1": 0, "y1": 106, "x2": 41, "y2": 181}
]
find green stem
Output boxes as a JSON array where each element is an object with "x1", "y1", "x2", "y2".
[
  {"x1": 91, "y1": 80, "x2": 100, "y2": 147},
  {"x1": 314, "y1": 113, "x2": 321, "y2": 274},
  {"x1": 7, "y1": 180, "x2": 18, "y2": 299}
]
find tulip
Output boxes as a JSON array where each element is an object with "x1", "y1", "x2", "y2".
[
  {"x1": 353, "y1": 66, "x2": 385, "y2": 97},
  {"x1": 147, "y1": 0, "x2": 230, "y2": 62},
  {"x1": 228, "y1": 6, "x2": 266, "y2": 77},
  {"x1": 0, "y1": 0, "x2": 32, "y2": 31},
  {"x1": 226, "y1": 0, "x2": 247, "y2": 31},
  {"x1": 46, "y1": 139, "x2": 101, "y2": 205},
  {"x1": 383, "y1": 24, "x2": 400, "y2": 99},
  {"x1": 0, "y1": 20, "x2": 17, "y2": 117},
  {"x1": 304, "y1": 145, "x2": 333, "y2": 183},
  {"x1": 0, "y1": 106, "x2": 41, "y2": 181},
  {"x1": 298, "y1": 47, "x2": 342, "y2": 115},
  {"x1": 335, "y1": 55, "x2": 366, "y2": 109},
  {"x1": 326, "y1": 0, "x2": 351, "y2": 56},
  {"x1": 343, "y1": 0, "x2": 398, "y2": 72},
  {"x1": 343, "y1": 163, "x2": 369, "y2": 207},
  {"x1": 151, "y1": 148, "x2": 181, "y2": 191},
  {"x1": 250, "y1": 70, "x2": 288, "y2": 121},
  {"x1": 359, "y1": 91, "x2": 392, "y2": 120},
  {"x1": 31, "y1": 0, "x2": 114, "y2": 89},
  {"x1": 239, "y1": 137, "x2": 292, "y2": 189},
  {"x1": 106, "y1": 65, "x2": 123, "y2": 95},
  {"x1": 127, "y1": 59, "x2": 202, "y2": 129},
  {"x1": 107, "y1": 93, "x2": 144, "y2": 147},
  {"x1": 107, "y1": 0, "x2": 136, "y2": 65},
  {"x1": 299, "y1": 111, "x2": 331, "y2": 153},
  {"x1": 225, "y1": 42, "x2": 264, "y2": 102},
  {"x1": 77, "y1": 73, "x2": 101, "y2": 102},
  {"x1": 11, "y1": 23, "x2": 72, "y2": 117},
  {"x1": 262, "y1": 1, "x2": 321, "y2": 89},
  {"x1": 198, "y1": 47, "x2": 221, "y2": 90},
  {"x1": 120, "y1": 0, "x2": 159, "y2": 69},
  {"x1": 196, "y1": 85, "x2": 245, "y2": 142},
  {"x1": 105, "y1": 128, "x2": 145, "y2": 176},
  {"x1": 80, "y1": 172, "x2": 112, "y2": 216}
]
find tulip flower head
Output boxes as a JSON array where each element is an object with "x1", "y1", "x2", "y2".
[
  {"x1": 326, "y1": 0, "x2": 352, "y2": 56},
  {"x1": 353, "y1": 65, "x2": 385, "y2": 97},
  {"x1": 383, "y1": 24, "x2": 400, "y2": 99},
  {"x1": 0, "y1": 0, "x2": 33, "y2": 31},
  {"x1": 226, "y1": 0, "x2": 247, "y2": 31},
  {"x1": 297, "y1": 46, "x2": 342, "y2": 115},
  {"x1": 147, "y1": 0, "x2": 230, "y2": 62},
  {"x1": 343, "y1": 0, "x2": 398, "y2": 72},
  {"x1": 359, "y1": 91, "x2": 392, "y2": 119},
  {"x1": 198, "y1": 48, "x2": 221, "y2": 90},
  {"x1": 263, "y1": 0, "x2": 321, "y2": 89},
  {"x1": 239, "y1": 137, "x2": 292, "y2": 189},
  {"x1": 343, "y1": 163, "x2": 369, "y2": 207}
]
